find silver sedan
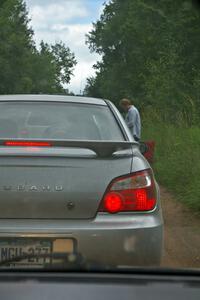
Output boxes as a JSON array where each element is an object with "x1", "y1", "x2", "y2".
[{"x1": 0, "y1": 95, "x2": 163, "y2": 269}]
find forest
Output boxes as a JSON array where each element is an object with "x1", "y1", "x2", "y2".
[{"x1": 85, "y1": 0, "x2": 200, "y2": 211}]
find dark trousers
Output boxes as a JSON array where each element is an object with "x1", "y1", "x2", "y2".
[{"x1": 134, "y1": 135, "x2": 140, "y2": 142}]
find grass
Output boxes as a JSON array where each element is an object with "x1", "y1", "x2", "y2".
[{"x1": 142, "y1": 110, "x2": 200, "y2": 212}]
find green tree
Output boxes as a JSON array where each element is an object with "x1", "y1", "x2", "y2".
[
  {"x1": 0, "y1": 0, "x2": 77, "y2": 95},
  {"x1": 85, "y1": 0, "x2": 200, "y2": 123},
  {"x1": 0, "y1": 0, "x2": 34, "y2": 93},
  {"x1": 30, "y1": 41, "x2": 76, "y2": 94}
]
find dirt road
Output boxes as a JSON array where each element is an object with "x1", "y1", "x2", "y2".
[{"x1": 161, "y1": 187, "x2": 200, "y2": 268}]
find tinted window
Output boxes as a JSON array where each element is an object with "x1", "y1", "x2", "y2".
[{"x1": 0, "y1": 101, "x2": 124, "y2": 141}]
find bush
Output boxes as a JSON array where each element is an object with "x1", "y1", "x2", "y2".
[{"x1": 142, "y1": 110, "x2": 200, "y2": 212}]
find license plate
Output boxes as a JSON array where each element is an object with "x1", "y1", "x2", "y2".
[
  {"x1": 0, "y1": 238, "x2": 74, "y2": 267},
  {"x1": 0, "y1": 239, "x2": 51, "y2": 266}
]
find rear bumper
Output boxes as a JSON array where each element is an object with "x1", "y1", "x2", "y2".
[
  {"x1": 0, "y1": 212, "x2": 163, "y2": 267},
  {"x1": 77, "y1": 225, "x2": 163, "y2": 267}
]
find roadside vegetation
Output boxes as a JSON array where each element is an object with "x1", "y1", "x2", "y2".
[
  {"x1": 142, "y1": 109, "x2": 200, "y2": 212},
  {"x1": 84, "y1": 0, "x2": 200, "y2": 212}
]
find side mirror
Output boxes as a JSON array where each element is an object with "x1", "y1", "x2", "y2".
[
  {"x1": 139, "y1": 141, "x2": 155, "y2": 164},
  {"x1": 139, "y1": 142, "x2": 149, "y2": 155}
]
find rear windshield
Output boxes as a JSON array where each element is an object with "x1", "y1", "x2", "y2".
[{"x1": 0, "y1": 101, "x2": 124, "y2": 141}]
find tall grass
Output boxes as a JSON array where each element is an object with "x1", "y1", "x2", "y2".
[{"x1": 142, "y1": 109, "x2": 200, "y2": 212}]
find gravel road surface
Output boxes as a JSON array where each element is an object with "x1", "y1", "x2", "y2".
[{"x1": 161, "y1": 187, "x2": 200, "y2": 269}]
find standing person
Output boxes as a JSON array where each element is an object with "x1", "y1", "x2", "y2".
[{"x1": 120, "y1": 98, "x2": 141, "y2": 141}]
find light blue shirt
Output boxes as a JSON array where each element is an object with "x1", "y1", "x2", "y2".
[{"x1": 125, "y1": 105, "x2": 141, "y2": 139}]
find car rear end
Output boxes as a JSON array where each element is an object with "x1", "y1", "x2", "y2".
[{"x1": 0, "y1": 95, "x2": 163, "y2": 268}]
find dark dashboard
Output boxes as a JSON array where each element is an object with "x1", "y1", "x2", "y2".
[{"x1": 0, "y1": 269, "x2": 199, "y2": 300}]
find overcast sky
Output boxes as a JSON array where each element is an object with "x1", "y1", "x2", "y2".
[{"x1": 25, "y1": 0, "x2": 104, "y2": 94}]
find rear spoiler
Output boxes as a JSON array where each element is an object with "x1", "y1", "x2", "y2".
[{"x1": 0, "y1": 139, "x2": 138, "y2": 157}]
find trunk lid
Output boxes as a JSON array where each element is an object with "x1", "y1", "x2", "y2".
[{"x1": 0, "y1": 142, "x2": 134, "y2": 219}]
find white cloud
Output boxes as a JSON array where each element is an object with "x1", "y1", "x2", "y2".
[
  {"x1": 69, "y1": 60, "x2": 97, "y2": 94},
  {"x1": 29, "y1": 1, "x2": 89, "y2": 30},
  {"x1": 26, "y1": 0, "x2": 102, "y2": 93},
  {"x1": 51, "y1": 23, "x2": 92, "y2": 48}
]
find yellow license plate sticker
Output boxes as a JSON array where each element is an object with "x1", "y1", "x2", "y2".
[{"x1": 53, "y1": 239, "x2": 74, "y2": 253}]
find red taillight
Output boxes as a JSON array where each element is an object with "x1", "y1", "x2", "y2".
[
  {"x1": 100, "y1": 170, "x2": 156, "y2": 213},
  {"x1": 104, "y1": 192, "x2": 123, "y2": 213},
  {"x1": 4, "y1": 141, "x2": 51, "y2": 147}
]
